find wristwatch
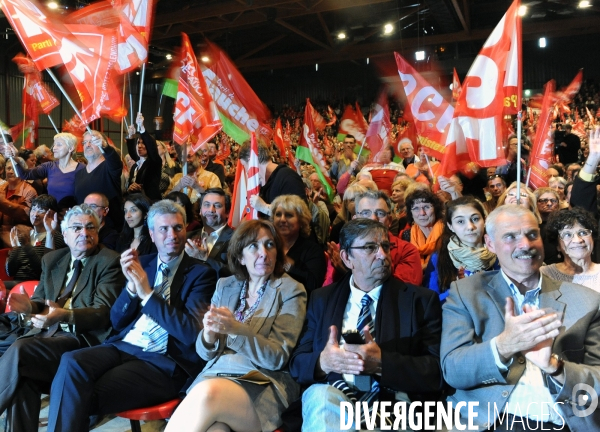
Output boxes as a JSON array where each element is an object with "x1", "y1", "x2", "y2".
[{"x1": 547, "y1": 353, "x2": 565, "y2": 377}]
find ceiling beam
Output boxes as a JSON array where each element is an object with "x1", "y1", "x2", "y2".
[
  {"x1": 316, "y1": 12, "x2": 334, "y2": 47},
  {"x1": 235, "y1": 34, "x2": 288, "y2": 60},
  {"x1": 275, "y1": 18, "x2": 333, "y2": 51},
  {"x1": 450, "y1": 0, "x2": 469, "y2": 32},
  {"x1": 152, "y1": 0, "x2": 395, "y2": 41},
  {"x1": 233, "y1": 15, "x2": 600, "y2": 71}
]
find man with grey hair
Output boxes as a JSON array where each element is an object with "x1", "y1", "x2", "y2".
[
  {"x1": 291, "y1": 218, "x2": 443, "y2": 431},
  {"x1": 442, "y1": 205, "x2": 600, "y2": 431},
  {"x1": 0, "y1": 204, "x2": 124, "y2": 432},
  {"x1": 48, "y1": 199, "x2": 217, "y2": 431}
]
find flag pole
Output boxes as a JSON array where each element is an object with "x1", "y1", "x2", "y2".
[
  {"x1": 44, "y1": 69, "x2": 102, "y2": 152},
  {"x1": 516, "y1": 111, "x2": 523, "y2": 204},
  {"x1": 121, "y1": 76, "x2": 127, "y2": 156},
  {"x1": 182, "y1": 138, "x2": 188, "y2": 195},
  {"x1": 47, "y1": 115, "x2": 59, "y2": 134},
  {"x1": 525, "y1": 166, "x2": 532, "y2": 188},
  {"x1": 128, "y1": 73, "x2": 134, "y2": 127},
  {"x1": 137, "y1": 63, "x2": 146, "y2": 131},
  {"x1": 0, "y1": 125, "x2": 20, "y2": 178}
]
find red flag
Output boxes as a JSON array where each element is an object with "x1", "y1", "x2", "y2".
[
  {"x1": 441, "y1": 0, "x2": 521, "y2": 175},
  {"x1": 309, "y1": 104, "x2": 327, "y2": 132},
  {"x1": 63, "y1": 114, "x2": 87, "y2": 151},
  {"x1": 13, "y1": 54, "x2": 59, "y2": 114},
  {"x1": 274, "y1": 118, "x2": 287, "y2": 160},
  {"x1": 326, "y1": 106, "x2": 337, "y2": 126},
  {"x1": 452, "y1": 68, "x2": 462, "y2": 102},
  {"x1": 0, "y1": 0, "x2": 66, "y2": 70},
  {"x1": 365, "y1": 92, "x2": 392, "y2": 162},
  {"x1": 395, "y1": 52, "x2": 453, "y2": 161},
  {"x1": 529, "y1": 80, "x2": 556, "y2": 190},
  {"x1": 337, "y1": 104, "x2": 367, "y2": 143},
  {"x1": 172, "y1": 33, "x2": 222, "y2": 151},
  {"x1": 355, "y1": 102, "x2": 370, "y2": 139},
  {"x1": 245, "y1": 132, "x2": 261, "y2": 220},
  {"x1": 555, "y1": 70, "x2": 583, "y2": 106},
  {"x1": 586, "y1": 107, "x2": 596, "y2": 126},
  {"x1": 201, "y1": 40, "x2": 271, "y2": 143},
  {"x1": 284, "y1": 120, "x2": 295, "y2": 166}
]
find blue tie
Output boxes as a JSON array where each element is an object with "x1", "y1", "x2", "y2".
[
  {"x1": 145, "y1": 264, "x2": 170, "y2": 353},
  {"x1": 357, "y1": 294, "x2": 374, "y2": 340}
]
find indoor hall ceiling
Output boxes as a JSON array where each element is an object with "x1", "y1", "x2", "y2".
[{"x1": 1, "y1": 0, "x2": 600, "y2": 76}]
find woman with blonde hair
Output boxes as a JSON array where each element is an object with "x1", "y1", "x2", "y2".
[
  {"x1": 270, "y1": 194, "x2": 326, "y2": 296},
  {"x1": 329, "y1": 183, "x2": 368, "y2": 243},
  {"x1": 4, "y1": 132, "x2": 84, "y2": 202},
  {"x1": 496, "y1": 181, "x2": 543, "y2": 224}
]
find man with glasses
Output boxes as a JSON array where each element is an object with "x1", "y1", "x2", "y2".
[
  {"x1": 442, "y1": 205, "x2": 600, "y2": 431},
  {"x1": 290, "y1": 218, "x2": 443, "y2": 431},
  {"x1": 84, "y1": 193, "x2": 119, "y2": 250},
  {"x1": 0, "y1": 204, "x2": 124, "y2": 432},
  {"x1": 353, "y1": 190, "x2": 422, "y2": 286},
  {"x1": 484, "y1": 175, "x2": 507, "y2": 214}
]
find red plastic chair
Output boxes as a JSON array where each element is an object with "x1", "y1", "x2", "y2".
[
  {"x1": 116, "y1": 398, "x2": 181, "y2": 432},
  {"x1": 0, "y1": 248, "x2": 13, "y2": 282}
]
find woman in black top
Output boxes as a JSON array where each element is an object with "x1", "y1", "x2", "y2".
[{"x1": 116, "y1": 193, "x2": 156, "y2": 256}]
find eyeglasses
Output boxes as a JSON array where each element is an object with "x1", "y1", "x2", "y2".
[
  {"x1": 537, "y1": 198, "x2": 558, "y2": 205},
  {"x1": 488, "y1": 174, "x2": 502, "y2": 180},
  {"x1": 85, "y1": 204, "x2": 107, "y2": 211},
  {"x1": 411, "y1": 204, "x2": 433, "y2": 213},
  {"x1": 357, "y1": 209, "x2": 389, "y2": 219},
  {"x1": 347, "y1": 242, "x2": 396, "y2": 255},
  {"x1": 67, "y1": 224, "x2": 97, "y2": 233},
  {"x1": 558, "y1": 229, "x2": 593, "y2": 241}
]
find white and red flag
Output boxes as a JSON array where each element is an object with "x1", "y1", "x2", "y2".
[
  {"x1": 528, "y1": 80, "x2": 556, "y2": 190},
  {"x1": 441, "y1": 0, "x2": 522, "y2": 175},
  {"x1": 395, "y1": 52, "x2": 453, "y2": 162},
  {"x1": 13, "y1": 54, "x2": 59, "y2": 114},
  {"x1": 114, "y1": 0, "x2": 154, "y2": 73},
  {"x1": 452, "y1": 68, "x2": 462, "y2": 102},
  {"x1": 365, "y1": 92, "x2": 392, "y2": 162},
  {"x1": 172, "y1": 33, "x2": 222, "y2": 151},
  {"x1": 283, "y1": 120, "x2": 295, "y2": 166},
  {"x1": 337, "y1": 104, "x2": 368, "y2": 143},
  {"x1": 326, "y1": 105, "x2": 337, "y2": 126},
  {"x1": 245, "y1": 132, "x2": 261, "y2": 220}
]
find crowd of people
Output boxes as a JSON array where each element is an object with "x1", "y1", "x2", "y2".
[{"x1": 0, "y1": 93, "x2": 597, "y2": 432}]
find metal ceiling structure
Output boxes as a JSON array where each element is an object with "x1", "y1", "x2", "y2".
[{"x1": 1, "y1": 0, "x2": 600, "y2": 76}]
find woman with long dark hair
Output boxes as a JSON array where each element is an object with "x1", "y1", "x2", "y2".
[
  {"x1": 116, "y1": 193, "x2": 156, "y2": 255},
  {"x1": 425, "y1": 196, "x2": 498, "y2": 303}
]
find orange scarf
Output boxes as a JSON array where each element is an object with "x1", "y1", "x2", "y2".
[{"x1": 410, "y1": 219, "x2": 444, "y2": 269}]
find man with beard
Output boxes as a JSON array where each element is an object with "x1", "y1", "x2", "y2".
[
  {"x1": 441, "y1": 205, "x2": 600, "y2": 430},
  {"x1": 291, "y1": 218, "x2": 443, "y2": 431},
  {"x1": 185, "y1": 187, "x2": 233, "y2": 277},
  {"x1": 168, "y1": 150, "x2": 221, "y2": 203},
  {"x1": 47, "y1": 200, "x2": 217, "y2": 431}
]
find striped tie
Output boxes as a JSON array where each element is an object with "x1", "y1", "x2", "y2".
[
  {"x1": 145, "y1": 264, "x2": 170, "y2": 353},
  {"x1": 357, "y1": 294, "x2": 374, "y2": 340}
]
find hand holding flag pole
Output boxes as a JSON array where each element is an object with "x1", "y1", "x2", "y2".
[{"x1": 0, "y1": 127, "x2": 19, "y2": 178}]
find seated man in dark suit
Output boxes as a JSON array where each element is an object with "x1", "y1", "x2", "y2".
[
  {"x1": 47, "y1": 199, "x2": 217, "y2": 431},
  {"x1": 290, "y1": 218, "x2": 443, "y2": 431},
  {"x1": 84, "y1": 192, "x2": 119, "y2": 250},
  {"x1": 185, "y1": 187, "x2": 233, "y2": 277},
  {"x1": 0, "y1": 204, "x2": 124, "y2": 432}
]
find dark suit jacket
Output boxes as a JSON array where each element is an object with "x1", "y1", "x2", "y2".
[
  {"x1": 188, "y1": 225, "x2": 234, "y2": 278},
  {"x1": 30, "y1": 246, "x2": 125, "y2": 346},
  {"x1": 106, "y1": 253, "x2": 217, "y2": 379},
  {"x1": 289, "y1": 272, "x2": 444, "y2": 402},
  {"x1": 126, "y1": 131, "x2": 163, "y2": 201}
]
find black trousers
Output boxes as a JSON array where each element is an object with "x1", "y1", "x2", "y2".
[
  {"x1": 47, "y1": 344, "x2": 187, "y2": 432},
  {"x1": 0, "y1": 331, "x2": 82, "y2": 432}
]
